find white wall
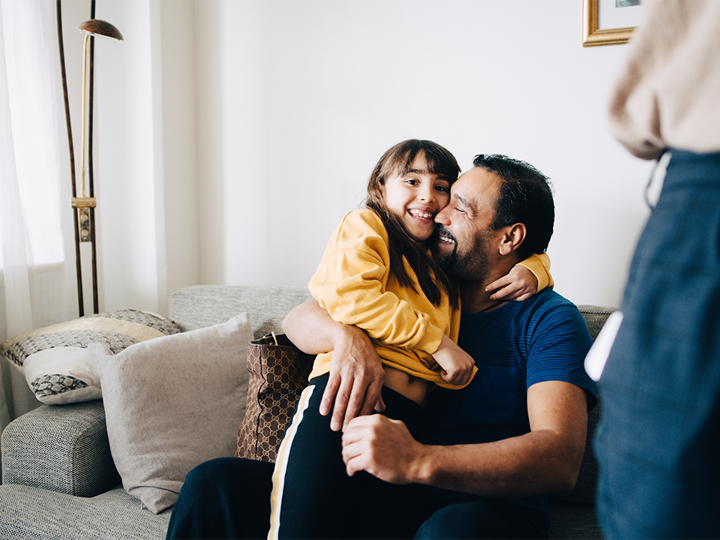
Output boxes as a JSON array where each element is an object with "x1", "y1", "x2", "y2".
[
  {"x1": 185, "y1": 0, "x2": 653, "y2": 308},
  {"x1": 60, "y1": 0, "x2": 654, "y2": 315}
]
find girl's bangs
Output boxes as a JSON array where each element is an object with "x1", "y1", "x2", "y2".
[{"x1": 393, "y1": 144, "x2": 457, "y2": 182}]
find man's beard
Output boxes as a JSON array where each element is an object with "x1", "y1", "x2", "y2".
[{"x1": 436, "y1": 226, "x2": 492, "y2": 283}]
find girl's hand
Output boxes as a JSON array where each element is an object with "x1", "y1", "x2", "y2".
[
  {"x1": 432, "y1": 334, "x2": 475, "y2": 386},
  {"x1": 486, "y1": 264, "x2": 538, "y2": 302}
]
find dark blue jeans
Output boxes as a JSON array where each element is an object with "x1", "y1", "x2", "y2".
[
  {"x1": 595, "y1": 150, "x2": 720, "y2": 539},
  {"x1": 415, "y1": 495, "x2": 543, "y2": 539},
  {"x1": 165, "y1": 457, "x2": 274, "y2": 540}
]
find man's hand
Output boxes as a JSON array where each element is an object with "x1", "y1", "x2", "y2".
[
  {"x1": 320, "y1": 325, "x2": 386, "y2": 431},
  {"x1": 341, "y1": 415, "x2": 428, "y2": 484},
  {"x1": 341, "y1": 383, "x2": 589, "y2": 498},
  {"x1": 282, "y1": 300, "x2": 386, "y2": 432},
  {"x1": 486, "y1": 264, "x2": 538, "y2": 302}
]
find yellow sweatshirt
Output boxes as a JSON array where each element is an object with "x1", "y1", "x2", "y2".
[{"x1": 308, "y1": 209, "x2": 552, "y2": 388}]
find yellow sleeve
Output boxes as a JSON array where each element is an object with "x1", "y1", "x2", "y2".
[
  {"x1": 309, "y1": 210, "x2": 444, "y2": 354},
  {"x1": 516, "y1": 252, "x2": 554, "y2": 291}
]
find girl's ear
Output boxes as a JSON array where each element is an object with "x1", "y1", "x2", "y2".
[{"x1": 499, "y1": 223, "x2": 527, "y2": 255}]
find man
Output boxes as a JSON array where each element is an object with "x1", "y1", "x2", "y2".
[{"x1": 166, "y1": 154, "x2": 596, "y2": 539}]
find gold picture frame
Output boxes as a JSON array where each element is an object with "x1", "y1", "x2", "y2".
[{"x1": 583, "y1": 0, "x2": 635, "y2": 47}]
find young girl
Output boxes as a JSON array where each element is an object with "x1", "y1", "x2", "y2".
[{"x1": 268, "y1": 140, "x2": 552, "y2": 540}]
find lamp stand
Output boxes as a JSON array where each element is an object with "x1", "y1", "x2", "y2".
[
  {"x1": 56, "y1": 0, "x2": 86, "y2": 316},
  {"x1": 56, "y1": 0, "x2": 121, "y2": 316}
]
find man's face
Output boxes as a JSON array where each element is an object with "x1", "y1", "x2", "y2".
[{"x1": 434, "y1": 167, "x2": 504, "y2": 282}]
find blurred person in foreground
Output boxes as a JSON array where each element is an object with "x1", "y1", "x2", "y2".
[{"x1": 591, "y1": 1, "x2": 720, "y2": 538}]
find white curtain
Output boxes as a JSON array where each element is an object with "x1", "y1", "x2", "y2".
[
  {"x1": 0, "y1": 0, "x2": 69, "y2": 465},
  {"x1": 0, "y1": 0, "x2": 186, "y2": 476}
]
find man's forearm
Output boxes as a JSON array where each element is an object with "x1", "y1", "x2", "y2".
[
  {"x1": 282, "y1": 300, "x2": 344, "y2": 354},
  {"x1": 411, "y1": 381, "x2": 588, "y2": 497},
  {"x1": 414, "y1": 429, "x2": 582, "y2": 498},
  {"x1": 342, "y1": 380, "x2": 588, "y2": 497},
  {"x1": 282, "y1": 299, "x2": 386, "y2": 428}
]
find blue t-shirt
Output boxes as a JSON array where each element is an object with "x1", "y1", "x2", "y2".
[{"x1": 419, "y1": 289, "x2": 597, "y2": 535}]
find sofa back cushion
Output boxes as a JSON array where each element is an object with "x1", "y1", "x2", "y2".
[
  {"x1": 550, "y1": 305, "x2": 615, "y2": 505},
  {"x1": 169, "y1": 285, "x2": 313, "y2": 338}
]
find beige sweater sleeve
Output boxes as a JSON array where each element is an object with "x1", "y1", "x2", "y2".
[{"x1": 609, "y1": 0, "x2": 720, "y2": 160}]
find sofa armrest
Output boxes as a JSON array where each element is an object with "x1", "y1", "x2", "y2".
[{"x1": 1, "y1": 400, "x2": 120, "y2": 497}]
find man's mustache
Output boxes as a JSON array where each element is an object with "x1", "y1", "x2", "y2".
[{"x1": 435, "y1": 226, "x2": 457, "y2": 246}]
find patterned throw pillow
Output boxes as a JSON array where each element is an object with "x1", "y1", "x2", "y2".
[{"x1": 0, "y1": 310, "x2": 184, "y2": 404}]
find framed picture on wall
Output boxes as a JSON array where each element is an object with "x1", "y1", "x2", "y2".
[{"x1": 583, "y1": 0, "x2": 644, "y2": 47}]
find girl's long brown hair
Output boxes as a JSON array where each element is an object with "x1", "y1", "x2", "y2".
[{"x1": 365, "y1": 140, "x2": 459, "y2": 307}]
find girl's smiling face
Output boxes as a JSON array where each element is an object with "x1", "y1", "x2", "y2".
[{"x1": 381, "y1": 151, "x2": 451, "y2": 242}]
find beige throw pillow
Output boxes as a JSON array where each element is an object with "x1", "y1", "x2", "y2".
[{"x1": 91, "y1": 313, "x2": 252, "y2": 514}]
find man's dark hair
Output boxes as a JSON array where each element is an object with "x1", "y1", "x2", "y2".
[{"x1": 472, "y1": 154, "x2": 554, "y2": 259}]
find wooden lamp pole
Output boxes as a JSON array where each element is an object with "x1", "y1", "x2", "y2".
[{"x1": 56, "y1": 1, "x2": 122, "y2": 316}]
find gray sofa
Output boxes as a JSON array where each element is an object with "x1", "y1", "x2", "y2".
[{"x1": 0, "y1": 285, "x2": 613, "y2": 539}]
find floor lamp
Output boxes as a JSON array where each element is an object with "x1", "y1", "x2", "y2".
[{"x1": 56, "y1": 1, "x2": 123, "y2": 316}]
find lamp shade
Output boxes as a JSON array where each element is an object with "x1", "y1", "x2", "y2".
[{"x1": 78, "y1": 19, "x2": 124, "y2": 41}]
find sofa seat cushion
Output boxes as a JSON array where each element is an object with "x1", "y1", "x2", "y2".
[{"x1": 0, "y1": 484, "x2": 171, "y2": 540}]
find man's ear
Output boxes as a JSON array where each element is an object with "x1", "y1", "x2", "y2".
[{"x1": 499, "y1": 223, "x2": 527, "y2": 255}]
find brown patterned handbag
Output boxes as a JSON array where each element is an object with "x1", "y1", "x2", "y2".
[{"x1": 235, "y1": 332, "x2": 314, "y2": 462}]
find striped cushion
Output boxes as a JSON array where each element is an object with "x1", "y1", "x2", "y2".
[{"x1": 0, "y1": 310, "x2": 183, "y2": 404}]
